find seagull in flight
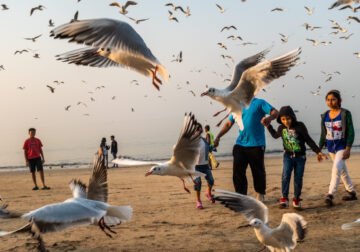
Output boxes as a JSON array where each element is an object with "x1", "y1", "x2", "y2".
[
  {"x1": 304, "y1": 6, "x2": 314, "y2": 15},
  {"x1": 171, "y1": 51, "x2": 183, "y2": 63},
  {"x1": 302, "y1": 23, "x2": 321, "y2": 31},
  {"x1": 30, "y1": 5, "x2": 45, "y2": 16},
  {"x1": 0, "y1": 155, "x2": 132, "y2": 250},
  {"x1": 271, "y1": 7, "x2": 284, "y2": 12},
  {"x1": 128, "y1": 17, "x2": 149, "y2": 24},
  {"x1": 329, "y1": 0, "x2": 360, "y2": 10},
  {"x1": 216, "y1": 4, "x2": 226, "y2": 13},
  {"x1": 201, "y1": 48, "x2": 301, "y2": 129},
  {"x1": 306, "y1": 38, "x2": 318, "y2": 46},
  {"x1": 109, "y1": 1, "x2": 137, "y2": 15},
  {"x1": 354, "y1": 52, "x2": 360, "y2": 58},
  {"x1": 1, "y1": 4, "x2": 9, "y2": 10},
  {"x1": 0, "y1": 65, "x2": 4, "y2": 70},
  {"x1": 46, "y1": 85, "x2": 55, "y2": 93},
  {"x1": 65, "y1": 105, "x2": 71, "y2": 111},
  {"x1": 227, "y1": 35, "x2": 243, "y2": 41},
  {"x1": 145, "y1": 113, "x2": 205, "y2": 193},
  {"x1": 221, "y1": 26, "x2": 237, "y2": 32},
  {"x1": 217, "y1": 42, "x2": 227, "y2": 50},
  {"x1": 48, "y1": 19, "x2": 54, "y2": 27},
  {"x1": 214, "y1": 189, "x2": 307, "y2": 252},
  {"x1": 339, "y1": 33, "x2": 354, "y2": 39},
  {"x1": 51, "y1": 18, "x2": 169, "y2": 90},
  {"x1": 340, "y1": 4, "x2": 360, "y2": 12},
  {"x1": 168, "y1": 11, "x2": 178, "y2": 22},
  {"x1": 347, "y1": 15, "x2": 360, "y2": 22},
  {"x1": 24, "y1": 34, "x2": 42, "y2": 42}
]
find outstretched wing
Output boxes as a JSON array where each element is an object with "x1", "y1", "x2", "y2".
[
  {"x1": 230, "y1": 47, "x2": 301, "y2": 106},
  {"x1": 342, "y1": 218, "x2": 360, "y2": 230},
  {"x1": 169, "y1": 113, "x2": 201, "y2": 171},
  {"x1": 87, "y1": 154, "x2": 108, "y2": 202},
  {"x1": 224, "y1": 49, "x2": 269, "y2": 92},
  {"x1": 214, "y1": 189, "x2": 268, "y2": 224}
]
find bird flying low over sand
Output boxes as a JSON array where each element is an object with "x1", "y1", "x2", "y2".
[
  {"x1": 0, "y1": 155, "x2": 132, "y2": 251},
  {"x1": 109, "y1": 1, "x2": 137, "y2": 15},
  {"x1": 201, "y1": 48, "x2": 301, "y2": 130},
  {"x1": 50, "y1": 18, "x2": 169, "y2": 91},
  {"x1": 214, "y1": 189, "x2": 307, "y2": 252},
  {"x1": 145, "y1": 113, "x2": 205, "y2": 193}
]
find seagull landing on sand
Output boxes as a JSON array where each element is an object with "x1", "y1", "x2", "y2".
[
  {"x1": 214, "y1": 189, "x2": 307, "y2": 252},
  {"x1": 50, "y1": 18, "x2": 169, "y2": 91},
  {"x1": 342, "y1": 218, "x2": 360, "y2": 230},
  {"x1": 0, "y1": 155, "x2": 132, "y2": 251},
  {"x1": 109, "y1": 1, "x2": 137, "y2": 15},
  {"x1": 201, "y1": 48, "x2": 301, "y2": 129},
  {"x1": 145, "y1": 113, "x2": 205, "y2": 193}
]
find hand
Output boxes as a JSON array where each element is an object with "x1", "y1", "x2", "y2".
[
  {"x1": 343, "y1": 148, "x2": 351, "y2": 160},
  {"x1": 214, "y1": 137, "x2": 220, "y2": 147},
  {"x1": 26, "y1": 160, "x2": 29, "y2": 167},
  {"x1": 317, "y1": 152, "x2": 327, "y2": 162},
  {"x1": 261, "y1": 117, "x2": 271, "y2": 127}
]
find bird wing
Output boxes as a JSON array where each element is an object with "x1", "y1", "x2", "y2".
[
  {"x1": 22, "y1": 201, "x2": 105, "y2": 226},
  {"x1": 175, "y1": 6, "x2": 186, "y2": 13},
  {"x1": 216, "y1": 4, "x2": 223, "y2": 10},
  {"x1": 342, "y1": 218, "x2": 360, "y2": 230},
  {"x1": 169, "y1": 113, "x2": 201, "y2": 171},
  {"x1": 270, "y1": 213, "x2": 307, "y2": 250},
  {"x1": 69, "y1": 179, "x2": 87, "y2": 198},
  {"x1": 214, "y1": 189, "x2": 269, "y2": 224},
  {"x1": 224, "y1": 49, "x2": 269, "y2": 92},
  {"x1": 50, "y1": 18, "x2": 159, "y2": 64},
  {"x1": 124, "y1": 1, "x2": 137, "y2": 9},
  {"x1": 109, "y1": 2, "x2": 121, "y2": 8},
  {"x1": 229, "y1": 47, "x2": 301, "y2": 106},
  {"x1": 56, "y1": 47, "x2": 120, "y2": 68},
  {"x1": 87, "y1": 154, "x2": 108, "y2": 202}
]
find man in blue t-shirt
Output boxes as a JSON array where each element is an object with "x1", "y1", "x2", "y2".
[{"x1": 214, "y1": 98, "x2": 278, "y2": 201}]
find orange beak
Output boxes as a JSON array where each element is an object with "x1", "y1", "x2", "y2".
[
  {"x1": 200, "y1": 91, "x2": 208, "y2": 97},
  {"x1": 145, "y1": 171, "x2": 152, "y2": 177}
]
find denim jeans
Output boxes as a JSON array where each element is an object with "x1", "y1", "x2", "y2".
[
  {"x1": 194, "y1": 164, "x2": 214, "y2": 191},
  {"x1": 282, "y1": 153, "x2": 306, "y2": 199}
]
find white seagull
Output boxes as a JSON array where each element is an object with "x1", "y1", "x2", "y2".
[
  {"x1": 342, "y1": 218, "x2": 360, "y2": 230},
  {"x1": 145, "y1": 113, "x2": 205, "y2": 193},
  {"x1": 214, "y1": 189, "x2": 307, "y2": 252},
  {"x1": 0, "y1": 154, "x2": 132, "y2": 250},
  {"x1": 201, "y1": 48, "x2": 301, "y2": 129},
  {"x1": 50, "y1": 18, "x2": 169, "y2": 90},
  {"x1": 109, "y1": 1, "x2": 137, "y2": 15}
]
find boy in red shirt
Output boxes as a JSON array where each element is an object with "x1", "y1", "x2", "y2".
[{"x1": 23, "y1": 128, "x2": 50, "y2": 190}]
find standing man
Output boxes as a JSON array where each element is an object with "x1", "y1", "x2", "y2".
[
  {"x1": 23, "y1": 128, "x2": 50, "y2": 190},
  {"x1": 214, "y1": 98, "x2": 278, "y2": 201},
  {"x1": 110, "y1": 135, "x2": 118, "y2": 168}
]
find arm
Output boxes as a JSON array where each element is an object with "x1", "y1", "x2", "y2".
[
  {"x1": 40, "y1": 148, "x2": 45, "y2": 164},
  {"x1": 267, "y1": 124, "x2": 282, "y2": 139},
  {"x1": 214, "y1": 120, "x2": 234, "y2": 147},
  {"x1": 206, "y1": 134, "x2": 211, "y2": 145},
  {"x1": 299, "y1": 123, "x2": 327, "y2": 162},
  {"x1": 24, "y1": 150, "x2": 29, "y2": 166},
  {"x1": 261, "y1": 109, "x2": 279, "y2": 127},
  {"x1": 343, "y1": 111, "x2": 355, "y2": 160},
  {"x1": 318, "y1": 114, "x2": 326, "y2": 150}
]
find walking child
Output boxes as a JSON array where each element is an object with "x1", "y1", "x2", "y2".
[
  {"x1": 319, "y1": 90, "x2": 357, "y2": 206},
  {"x1": 204, "y1": 125, "x2": 219, "y2": 169},
  {"x1": 266, "y1": 106, "x2": 326, "y2": 209}
]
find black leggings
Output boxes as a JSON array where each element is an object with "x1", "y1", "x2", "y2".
[{"x1": 232, "y1": 145, "x2": 266, "y2": 195}]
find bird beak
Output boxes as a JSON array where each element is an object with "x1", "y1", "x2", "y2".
[
  {"x1": 200, "y1": 91, "x2": 208, "y2": 97},
  {"x1": 145, "y1": 171, "x2": 152, "y2": 177},
  {"x1": 92, "y1": 51, "x2": 100, "y2": 55}
]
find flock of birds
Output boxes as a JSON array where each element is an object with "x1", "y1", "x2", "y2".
[{"x1": 1, "y1": 0, "x2": 360, "y2": 251}]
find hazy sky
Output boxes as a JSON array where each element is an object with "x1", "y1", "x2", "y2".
[{"x1": 0, "y1": 0, "x2": 359, "y2": 166}]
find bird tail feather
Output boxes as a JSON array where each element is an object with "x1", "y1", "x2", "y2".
[
  {"x1": 342, "y1": 221, "x2": 360, "y2": 230},
  {"x1": 157, "y1": 64, "x2": 169, "y2": 83},
  {"x1": 106, "y1": 205, "x2": 132, "y2": 223}
]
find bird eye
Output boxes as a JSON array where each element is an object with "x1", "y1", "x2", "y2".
[
  {"x1": 107, "y1": 48, "x2": 110, "y2": 52},
  {"x1": 101, "y1": 48, "x2": 104, "y2": 51}
]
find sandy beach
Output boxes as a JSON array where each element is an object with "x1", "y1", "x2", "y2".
[{"x1": 1, "y1": 153, "x2": 360, "y2": 252}]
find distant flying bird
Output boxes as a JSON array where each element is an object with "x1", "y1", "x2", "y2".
[
  {"x1": 17, "y1": 86, "x2": 25, "y2": 90},
  {"x1": 304, "y1": 6, "x2": 314, "y2": 15},
  {"x1": 90, "y1": 97, "x2": 95, "y2": 102},
  {"x1": 329, "y1": 0, "x2": 360, "y2": 10},
  {"x1": 217, "y1": 42, "x2": 227, "y2": 50},
  {"x1": 30, "y1": 5, "x2": 45, "y2": 16},
  {"x1": 221, "y1": 25, "x2": 237, "y2": 32},
  {"x1": 347, "y1": 16, "x2": 360, "y2": 22},
  {"x1": 24, "y1": 34, "x2": 42, "y2": 42},
  {"x1": 325, "y1": 76, "x2": 333, "y2": 82},
  {"x1": 171, "y1": 51, "x2": 183, "y2": 63},
  {"x1": 70, "y1": 11, "x2": 79, "y2": 23},
  {"x1": 48, "y1": 19, "x2": 54, "y2": 27},
  {"x1": 65, "y1": 105, "x2": 71, "y2": 111},
  {"x1": 184, "y1": 7, "x2": 191, "y2": 17},
  {"x1": 83, "y1": 113, "x2": 90, "y2": 116},
  {"x1": 128, "y1": 17, "x2": 149, "y2": 24},
  {"x1": 201, "y1": 48, "x2": 301, "y2": 129},
  {"x1": 216, "y1": 4, "x2": 226, "y2": 13},
  {"x1": 339, "y1": 33, "x2": 354, "y2": 39},
  {"x1": 302, "y1": 23, "x2": 321, "y2": 31},
  {"x1": 189, "y1": 90, "x2": 196, "y2": 97},
  {"x1": 54, "y1": 80, "x2": 64, "y2": 85},
  {"x1": 330, "y1": 30, "x2": 339, "y2": 35},
  {"x1": 227, "y1": 35, "x2": 243, "y2": 40},
  {"x1": 334, "y1": 71, "x2": 341, "y2": 75},
  {"x1": 320, "y1": 41, "x2": 332, "y2": 46},
  {"x1": 131, "y1": 107, "x2": 134, "y2": 112},
  {"x1": 112, "y1": 96, "x2": 116, "y2": 100},
  {"x1": 77, "y1": 101, "x2": 87, "y2": 107},
  {"x1": 109, "y1": 1, "x2": 137, "y2": 15},
  {"x1": 46, "y1": 85, "x2": 55, "y2": 93},
  {"x1": 51, "y1": 18, "x2": 169, "y2": 91},
  {"x1": 279, "y1": 33, "x2": 288, "y2": 40},
  {"x1": 240, "y1": 42, "x2": 257, "y2": 46},
  {"x1": 332, "y1": 25, "x2": 347, "y2": 33},
  {"x1": 295, "y1": 75, "x2": 304, "y2": 79},
  {"x1": 165, "y1": 3, "x2": 185, "y2": 13},
  {"x1": 306, "y1": 38, "x2": 318, "y2": 46},
  {"x1": 311, "y1": 91, "x2": 320, "y2": 96},
  {"x1": 271, "y1": 7, "x2": 284, "y2": 12},
  {"x1": 340, "y1": 4, "x2": 360, "y2": 12},
  {"x1": 354, "y1": 52, "x2": 360, "y2": 58},
  {"x1": 1, "y1": 4, "x2": 9, "y2": 10},
  {"x1": 168, "y1": 11, "x2": 178, "y2": 22},
  {"x1": 14, "y1": 49, "x2": 28, "y2": 55},
  {"x1": 145, "y1": 113, "x2": 204, "y2": 193},
  {"x1": 33, "y1": 53, "x2": 40, "y2": 58},
  {"x1": 0, "y1": 65, "x2": 4, "y2": 70},
  {"x1": 214, "y1": 190, "x2": 307, "y2": 252}
]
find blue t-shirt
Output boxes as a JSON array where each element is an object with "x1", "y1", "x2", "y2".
[
  {"x1": 325, "y1": 111, "x2": 346, "y2": 153},
  {"x1": 229, "y1": 98, "x2": 274, "y2": 147}
]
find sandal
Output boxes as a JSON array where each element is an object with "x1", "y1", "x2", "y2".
[
  {"x1": 41, "y1": 186, "x2": 51, "y2": 190},
  {"x1": 32, "y1": 186, "x2": 39, "y2": 190}
]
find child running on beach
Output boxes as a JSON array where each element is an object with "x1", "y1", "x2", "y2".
[
  {"x1": 319, "y1": 90, "x2": 357, "y2": 206},
  {"x1": 194, "y1": 124, "x2": 215, "y2": 209},
  {"x1": 266, "y1": 106, "x2": 326, "y2": 209}
]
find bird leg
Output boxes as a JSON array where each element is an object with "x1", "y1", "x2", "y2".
[
  {"x1": 30, "y1": 221, "x2": 47, "y2": 252},
  {"x1": 237, "y1": 224, "x2": 251, "y2": 229},
  {"x1": 213, "y1": 107, "x2": 227, "y2": 117},
  {"x1": 216, "y1": 112, "x2": 231, "y2": 127},
  {"x1": 101, "y1": 217, "x2": 117, "y2": 234},
  {"x1": 188, "y1": 174, "x2": 199, "y2": 185},
  {"x1": 98, "y1": 217, "x2": 113, "y2": 238},
  {"x1": 149, "y1": 65, "x2": 162, "y2": 91},
  {"x1": 257, "y1": 246, "x2": 267, "y2": 252},
  {"x1": 181, "y1": 178, "x2": 190, "y2": 194}
]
